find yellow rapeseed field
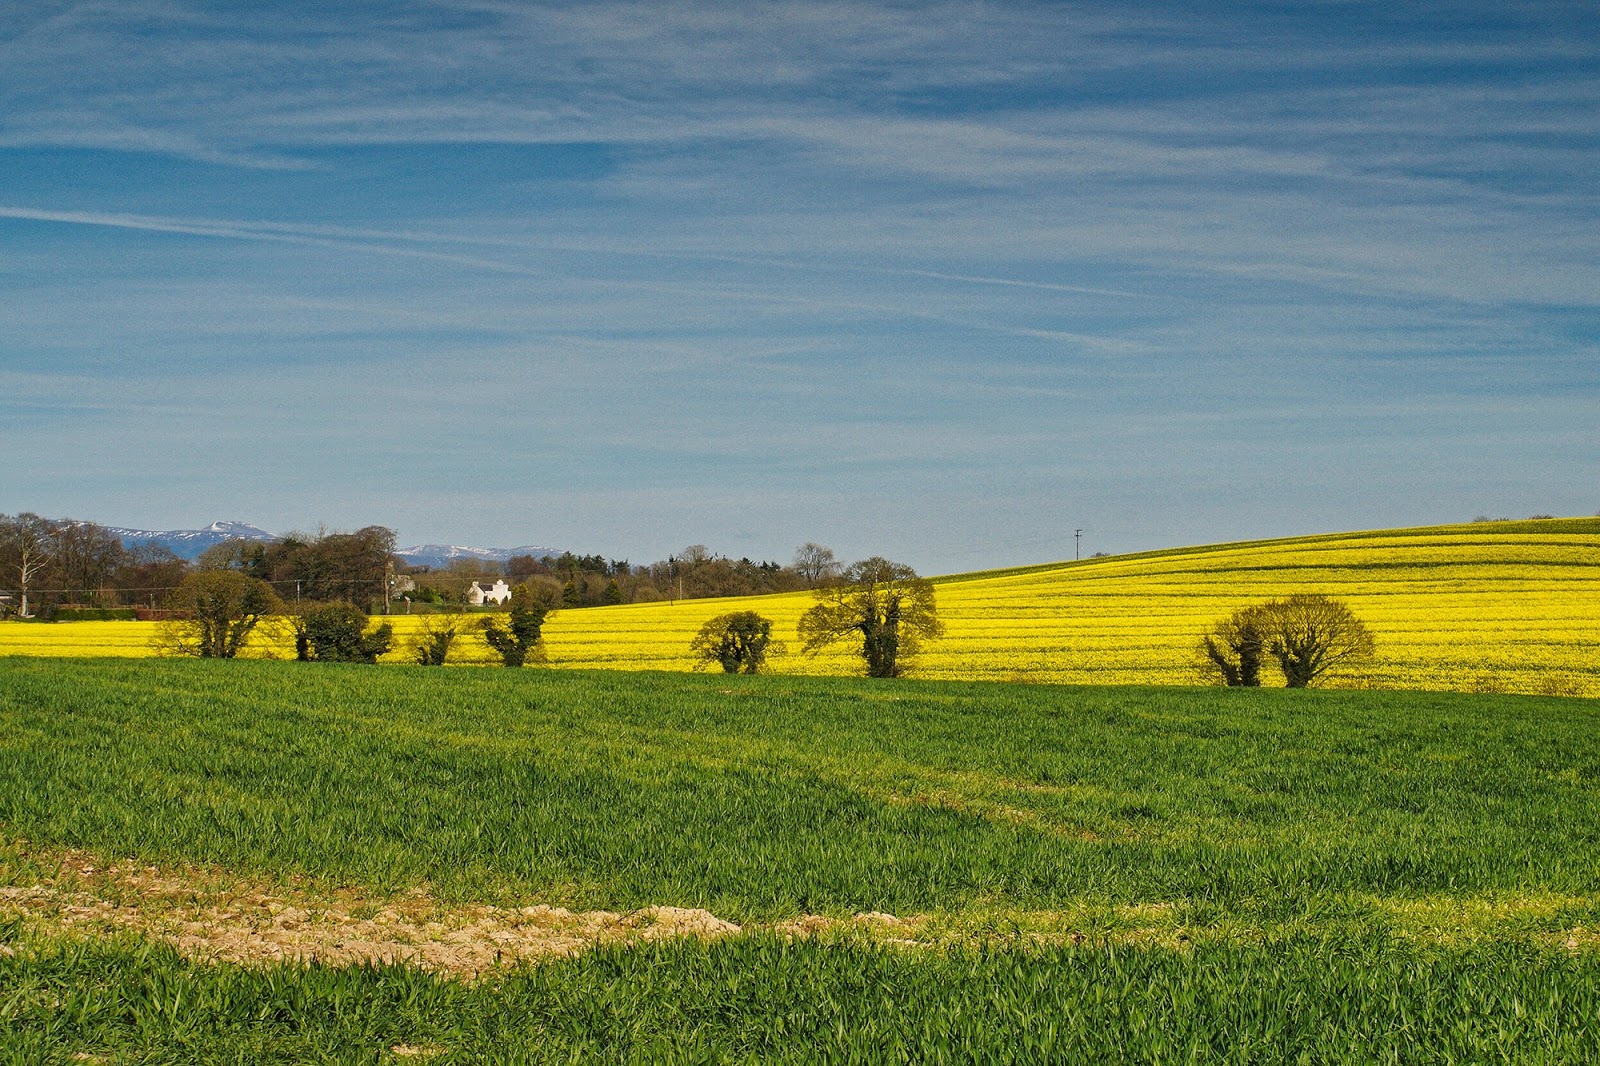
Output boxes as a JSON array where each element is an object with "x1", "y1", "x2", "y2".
[{"x1": 3, "y1": 518, "x2": 1596, "y2": 696}]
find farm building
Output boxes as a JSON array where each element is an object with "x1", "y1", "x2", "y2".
[{"x1": 466, "y1": 579, "x2": 512, "y2": 606}]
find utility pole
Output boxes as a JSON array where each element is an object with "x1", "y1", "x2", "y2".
[{"x1": 1075, "y1": 529, "x2": 1082, "y2": 561}]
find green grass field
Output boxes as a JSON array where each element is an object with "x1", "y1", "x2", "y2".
[
  {"x1": 3, "y1": 658, "x2": 1599, "y2": 1060},
  {"x1": 7, "y1": 936, "x2": 1598, "y2": 1063}
]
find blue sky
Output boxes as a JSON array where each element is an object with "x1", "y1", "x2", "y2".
[{"x1": 2, "y1": 0, "x2": 1596, "y2": 572}]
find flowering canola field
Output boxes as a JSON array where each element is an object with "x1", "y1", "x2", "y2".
[{"x1": 3, "y1": 518, "x2": 1596, "y2": 696}]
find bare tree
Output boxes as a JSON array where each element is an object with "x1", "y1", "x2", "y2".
[
  {"x1": 1263, "y1": 594, "x2": 1375, "y2": 688},
  {"x1": 0, "y1": 513, "x2": 55, "y2": 618},
  {"x1": 793, "y1": 542, "x2": 841, "y2": 587},
  {"x1": 678, "y1": 544, "x2": 713, "y2": 566},
  {"x1": 51, "y1": 520, "x2": 127, "y2": 606},
  {"x1": 798, "y1": 557, "x2": 943, "y2": 678}
]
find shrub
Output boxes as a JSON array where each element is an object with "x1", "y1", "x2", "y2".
[
  {"x1": 413, "y1": 614, "x2": 461, "y2": 666},
  {"x1": 158, "y1": 571, "x2": 282, "y2": 659},
  {"x1": 298, "y1": 603, "x2": 393, "y2": 664},
  {"x1": 482, "y1": 584, "x2": 550, "y2": 667},
  {"x1": 691, "y1": 611, "x2": 782, "y2": 674}
]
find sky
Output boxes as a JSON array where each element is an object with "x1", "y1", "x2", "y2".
[{"x1": 1, "y1": 0, "x2": 1596, "y2": 573}]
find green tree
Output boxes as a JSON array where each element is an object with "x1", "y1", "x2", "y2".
[
  {"x1": 690, "y1": 611, "x2": 782, "y2": 674},
  {"x1": 1197, "y1": 595, "x2": 1375, "y2": 688},
  {"x1": 159, "y1": 571, "x2": 282, "y2": 659},
  {"x1": 298, "y1": 602, "x2": 393, "y2": 663},
  {"x1": 482, "y1": 583, "x2": 550, "y2": 667},
  {"x1": 1264, "y1": 593, "x2": 1376, "y2": 688},
  {"x1": 1198, "y1": 604, "x2": 1271, "y2": 687},
  {"x1": 798, "y1": 557, "x2": 943, "y2": 678}
]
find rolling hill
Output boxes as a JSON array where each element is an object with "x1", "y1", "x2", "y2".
[
  {"x1": 7, "y1": 517, "x2": 1597, "y2": 697},
  {"x1": 537, "y1": 517, "x2": 1600, "y2": 696}
]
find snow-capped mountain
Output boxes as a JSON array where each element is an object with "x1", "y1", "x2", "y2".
[
  {"x1": 104, "y1": 521, "x2": 558, "y2": 568},
  {"x1": 106, "y1": 520, "x2": 280, "y2": 560},
  {"x1": 394, "y1": 543, "x2": 561, "y2": 570}
]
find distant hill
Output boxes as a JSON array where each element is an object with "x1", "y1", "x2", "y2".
[
  {"x1": 104, "y1": 520, "x2": 557, "y2": 569},
  {"x1": 539, "y1": 516, "x2": 1600, "y2": 698},
  {"x1": 106, "y1": 521, "x2": 279, "y2": 560},
  {"x1": 394, "y1": 544, "x2": 562, "y2": 571}
]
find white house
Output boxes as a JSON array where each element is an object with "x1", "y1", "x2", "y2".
[{"x1": 467, "y1": 579, "x2": 512, "y2": 606}]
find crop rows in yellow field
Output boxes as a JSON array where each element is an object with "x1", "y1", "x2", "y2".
[{"x1": 2, "y1": 518, "x2": 1596, "y2": 695}]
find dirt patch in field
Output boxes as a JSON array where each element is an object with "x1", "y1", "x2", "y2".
[
  {"x1": 773, "y1": 909, "x2": 929, "y2": 945},
  {"x1": 0, "y1": 846, "x2": 741, "y2": 975},
  {"x1": 16, "y1": 844, "x2": 1590, "y2": 973}
]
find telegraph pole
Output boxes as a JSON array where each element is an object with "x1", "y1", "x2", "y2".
[{"x1": 1075, "y1": 529, "x2": 1082, "y2": 561}]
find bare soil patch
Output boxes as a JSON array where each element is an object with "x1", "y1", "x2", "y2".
[{"x1": 0, "y1": 845, "x2": 743, "y2": 975}]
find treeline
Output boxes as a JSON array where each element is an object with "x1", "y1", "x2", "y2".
[
  {"x1": 0, "y1": 513, "x2": 185, "y2": 617},
  {"x1": 416, "y1": 544, "x2": 819, "y2": 609},
  {"x1": 0, "y1": 512, "x2": 843, "y2": 617},
  {"x1": 198, "y1": 527, "x2": 396, "y2": 611},
  {"x1": 0, "y1": 513, "x2": 399, "y2": 617}
]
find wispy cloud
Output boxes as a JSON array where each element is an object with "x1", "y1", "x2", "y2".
[{"x1": 2, "y1": 0, "x2": 1596, "y2": 563}]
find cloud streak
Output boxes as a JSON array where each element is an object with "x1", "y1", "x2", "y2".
[{"x1": 2, "y1": 0, "x2": 1596, "y2": 566}]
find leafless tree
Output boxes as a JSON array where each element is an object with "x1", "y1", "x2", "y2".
[
  {"x1": 0, "y1": 512, "x2": 55, "y2": 618},
  {"x1": 1197, "y1": 594, "x2": 1374, "y2": 688},
  {"x1": 678, "y1": 544, "x2": 713, "y2": 566},
  {"x1": 1263, "y1": 593, "x2": 1375, "y2": 688},
  {"x1": 51, "y1": 520, "x2": 126, "y2": 605},
  {"x1": 793, "y1": 542, "x2": 841, "y2": 587}
]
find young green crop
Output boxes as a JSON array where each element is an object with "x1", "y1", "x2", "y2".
[
  {"x1": 5, "y1": 935, "x2": 1600, "y2": 1064},
  {"x1": 4, "y1": 658, "x2": 1599, "y2": 1061},
  {"x1": 3, "y1": 658, "x2": 1598, "y2": 925}
]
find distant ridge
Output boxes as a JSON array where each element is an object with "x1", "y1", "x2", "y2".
[
  {"x1": 394, "y1": 544, "x2": 562, "y2": 570},
  {"x1": 104, "y1": 521, "x2": 558, "y2": 569},
  {"x1": 106, "y1": 520, "x2": 279, "y2": 560}
]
